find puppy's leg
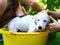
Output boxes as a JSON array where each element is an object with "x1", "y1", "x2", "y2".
[
  {"x1": 28, "y1": 23, "x2": 36, "y2": 32},
  {"x1": 8, "y1": 23, "x2": 17, "y2": 32}
]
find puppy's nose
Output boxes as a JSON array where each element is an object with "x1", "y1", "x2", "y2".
[{"x1": 38, "y1": 26, "x2": 42, "y2": 30}]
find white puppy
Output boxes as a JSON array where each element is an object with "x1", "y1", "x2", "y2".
[{"x1": 7, "y1": 11, "x2": 50, "y2": 32}]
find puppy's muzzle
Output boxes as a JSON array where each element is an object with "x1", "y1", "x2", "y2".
[{"x1": 38, "y1": 26, "x2": 42, "y2": 30}]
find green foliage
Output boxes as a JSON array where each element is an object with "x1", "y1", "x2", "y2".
[
  {"x1": 28, "y1": 7, "x2": 37, "y2": 15},
  {"x1": 39, "y1": 0, "x2": 60, "y2": 11},
  {"x1": 20, "y1": 2, "x2": 37, "y2": 15},
  {"x1": 21, "y1": 0, "x2": 60, "y2": 15}
]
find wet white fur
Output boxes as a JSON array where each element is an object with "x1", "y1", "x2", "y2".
[{"x1": 7, "y1": 11, "x2": 50, "y2": 32}]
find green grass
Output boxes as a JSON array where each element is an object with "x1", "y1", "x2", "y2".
[{"x1": 0, "y1": 41, "x2": 3, "y2": 45}]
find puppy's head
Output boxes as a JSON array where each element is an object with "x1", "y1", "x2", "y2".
[{"x1": 35, "y1": 11, "x2": 50, "y2": 31}]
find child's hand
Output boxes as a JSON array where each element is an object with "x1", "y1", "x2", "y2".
[{"x1": 49, "y1": 16, "x2": 60, "y2": 32}]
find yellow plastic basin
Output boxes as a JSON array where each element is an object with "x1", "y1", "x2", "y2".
[{"x1": 0, "y1": 28, "x2": 49, "y2": 45}]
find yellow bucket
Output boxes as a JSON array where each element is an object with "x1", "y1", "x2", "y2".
[{"x1": 0, "y1": 28, "x2": 49, "y2": 45}]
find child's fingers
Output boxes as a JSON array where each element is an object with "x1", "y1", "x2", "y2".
[
  {"x1": 49, "y1": 23, "x2": 54, "y2": 27},
  {"x1": 49, "y1": 16, "x2": 57, "y2": 22}
]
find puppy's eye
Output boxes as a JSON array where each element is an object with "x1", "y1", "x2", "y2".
[
  {"x1": 44, "y1": 20, "x2": 46, "y2": 22},
  {"x1": 38, "y1": 19, "x2": 40, "y2": 21}
]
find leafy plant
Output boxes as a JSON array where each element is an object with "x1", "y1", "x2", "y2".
[{"x1": 38, "y1": 0, "x2": 60, "y2": 11}]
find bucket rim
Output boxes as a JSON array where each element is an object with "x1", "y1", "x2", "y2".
[{"x1": 0, "y1": 28, "x2": 49, "y2": 35}]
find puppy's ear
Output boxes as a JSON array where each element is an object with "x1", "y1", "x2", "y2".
[{"x1": 32, "y1": 15, "x2": 37, "y2": 21}]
